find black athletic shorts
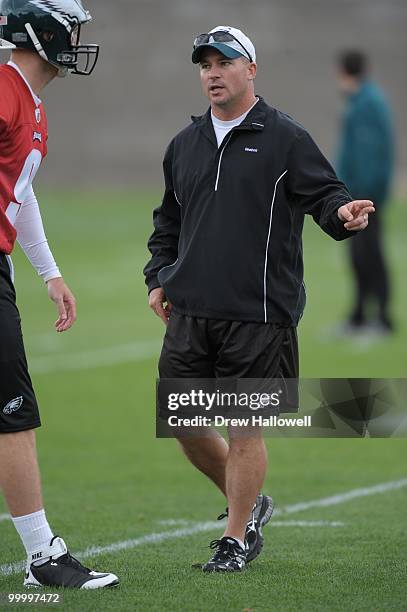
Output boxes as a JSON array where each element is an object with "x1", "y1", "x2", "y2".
[
  {"x1": 0, "y1": 253, "x2": 41, "y2": 433},
  {"x1": 158, "y1": 311, "x2": 299, "y2": 414}
]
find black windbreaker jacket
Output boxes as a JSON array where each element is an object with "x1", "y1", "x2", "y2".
[{"x1": 144, "y1": 97, "x2": 352, "y2": 325}]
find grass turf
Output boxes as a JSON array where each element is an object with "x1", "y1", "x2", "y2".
[{"x1": 0, "y1": 191, "x2": 406, "y2": 611}]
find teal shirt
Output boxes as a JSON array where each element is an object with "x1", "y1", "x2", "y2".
[{"x1": 337, "y1": 80, "x2": 394, "y2": 205}]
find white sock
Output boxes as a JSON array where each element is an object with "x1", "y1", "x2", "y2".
[
  {"x1": 12, "y1": 509, "x2": 54, "y2": 558},
  {"x1": 235, "y1": 538, "x2": 245, "y2": 551},
  {"x1": 225, "y1": 536, "x2": 245, "y2": 551}
]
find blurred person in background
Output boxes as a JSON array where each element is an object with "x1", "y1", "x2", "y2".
[
  {"x1": 336, "y1": 50, "x2": 395, "y2": 336},
  {"x1": 0, "y1": 0, "x2": 118, "y2": 589}
]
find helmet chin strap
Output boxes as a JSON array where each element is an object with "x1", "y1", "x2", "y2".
[
  {"x1": 25, "y1": 23, "x2": 48, "y2": 62},
  {"x1": 25, "y1": 23, "x2": 69, "y2": 78}
]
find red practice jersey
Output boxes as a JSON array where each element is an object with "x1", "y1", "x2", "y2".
[{"x1": 0, "y1": 63, "x2": 48, "y2": 254}]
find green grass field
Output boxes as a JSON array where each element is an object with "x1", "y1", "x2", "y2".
[{"x1": 0, "y1": 191, "x2": 406, "y2": 611}]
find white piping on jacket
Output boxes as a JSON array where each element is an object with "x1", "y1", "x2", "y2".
[
  {"x1": 174, "y1": 191, "x2": 181, "y2": 207},
  {"x1": 263, "y1": 170, "x2": 288, "y2": 323},
  {"x1": 158, "y1": 191, "x2": 181, "y2": 276},
  {"x1": 214, "y1": 133, "x2": 233, "y2": 192},
  {"x1": 159, "y1": 258, "x2": 178, "y2": 276}
]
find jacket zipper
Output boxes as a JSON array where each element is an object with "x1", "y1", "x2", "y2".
[
  {"x1": 213, "y1": 122, "x2": 262, "y2": 192},
  {"x1": 214, "y1": 133, "x2": 233, "y2": 192}
]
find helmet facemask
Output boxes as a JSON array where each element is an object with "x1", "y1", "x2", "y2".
[{"x1": 25, "y1": 20, "x2": 99, "y2": 76}]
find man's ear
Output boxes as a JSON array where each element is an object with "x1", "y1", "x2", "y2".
[{"x1": 248, "y1": 62, "x2": 257, "y2": 81}]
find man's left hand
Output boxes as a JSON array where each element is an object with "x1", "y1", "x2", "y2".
[
  {"x1": 337, "y1": 200, "x2": 375, "y2": 231},
  {"x1": 47, "y1": 277, "x2": 77, "y2": 332}
]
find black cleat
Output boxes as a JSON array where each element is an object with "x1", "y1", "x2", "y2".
[
  {"x1": 217, "y1": 493, "x2": 274, "y2": 564},
  {"x1": 202, "y1": 537, "x2": 246, "y2": 572},
  {"x1": 24, "y1": 536, "x2": 119, "y2": 589}
]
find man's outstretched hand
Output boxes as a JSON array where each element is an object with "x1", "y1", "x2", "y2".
[
  {"x1": 47, "y1": 277, "x2": 77, "y2": 332},
  {"x1": 338, "y1": 200, "x2": 375, "y2": 231},
  {"x1": 149, "y1": 287, "x2": 172, "y2": 325}
]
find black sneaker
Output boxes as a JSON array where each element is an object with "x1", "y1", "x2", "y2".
[
  {"x1": 217, "y1": 494, "x2": 274, "y2": 563},
  {"x1": 24, "y1": 536, "x2": 119, "y2": 589},
  {"x1": 245, "y1": 494, "x2": 274, "y2": 562},
  {"x1": 202, "y1": 537, "x2": 246, "y2": 573}
]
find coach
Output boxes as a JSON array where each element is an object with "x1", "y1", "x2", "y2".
[{"x1": 144, "y1": 26, "x2": 374, "y2": 572}]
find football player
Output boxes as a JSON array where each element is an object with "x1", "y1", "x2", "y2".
[{"x1": 0, "y1": 0, "x2": 118, "y2": 589}]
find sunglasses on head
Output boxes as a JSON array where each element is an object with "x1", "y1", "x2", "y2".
[{"x1": 193, "y1": 31, "x2": 253, "y2": 63}]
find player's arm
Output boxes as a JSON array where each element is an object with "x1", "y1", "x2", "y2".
[
  {"x1": 14, "y1": 187, "x2": 77, "y2": 332},
  {"x1": 287, "y1": 130, "x2": 374, "y2": 239},
  {"x1": 143, "y1": 140, "x2": 181, "y2": 325}
]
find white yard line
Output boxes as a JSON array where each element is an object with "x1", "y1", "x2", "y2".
[
  {"x1": 1, "y1": 478, "x2": 406, "y2": 577},
  {"x1": 29, "y1": 340, "x2": 162, "y2": 375},
  {"x1": 0, "y1": 514, "x2": 9, "y2": 523},
  {"x1": 276, "y1": 478, "x2": 407, "y2": 515},
  {"x1": 157, "y1": 519, "x2": 344, "y2": 528},
  {"x1": 271, "y1": 520, "x2": 344, "y2": 527},
  {"x1": 157, "y1": 519, "x2": 191, "y2": 526}
]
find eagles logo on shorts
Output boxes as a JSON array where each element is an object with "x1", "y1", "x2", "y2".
[{"x1": 3, "y1": 396, "x2": 24, "y2": 415}]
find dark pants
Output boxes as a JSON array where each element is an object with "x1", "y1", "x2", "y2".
[
  {"x1": 348, "y1": 208, "x2": 392, "y2": 327},
  {"x1": 0, "y1": 253, "x2": 41, "y2": 433}
]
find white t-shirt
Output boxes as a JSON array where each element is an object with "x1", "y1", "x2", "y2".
[{"x1": 211, "y1": 98, "x2": 259, "y2": 147}]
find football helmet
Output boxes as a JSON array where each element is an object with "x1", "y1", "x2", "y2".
[{"x1": 0, "y1": 0, "x2": 99, "y2": 76}]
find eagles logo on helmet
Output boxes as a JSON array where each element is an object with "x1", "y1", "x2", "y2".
[{"x1": 0, "y1": 0, "x2": 99, "y2": 76}]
